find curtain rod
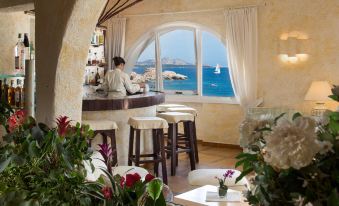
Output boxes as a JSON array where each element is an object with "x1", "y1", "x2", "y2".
[{"x1": 122, "y1": 4, "x2": 258, "y2": 17}]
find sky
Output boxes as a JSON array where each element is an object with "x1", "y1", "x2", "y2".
[{"x1": 138, "y1": 30, "x2": 228, "y2": 67}]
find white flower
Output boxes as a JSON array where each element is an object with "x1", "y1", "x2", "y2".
[
  {"x1": 317, "y1": 140, "x2": 334, "y2": 154},
  {"x1": 239, "y1": 115, "x2": 274, "y2": 147},
  {"x1": 263, "y1": 117, "x2": 321, "y2": 169},
  {"x1": 293, "y1": 195, "x2": 305, "y2": 206}
]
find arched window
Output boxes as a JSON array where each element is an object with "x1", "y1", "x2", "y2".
[{"x1": 127, "y1": 22, "x2": 235, "y2": 102}]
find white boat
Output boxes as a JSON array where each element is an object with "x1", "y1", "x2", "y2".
[{"x1": 214, "y1": 64, "x2": 221, "y2": 74}]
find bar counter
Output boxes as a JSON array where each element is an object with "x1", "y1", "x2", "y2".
[
  {"x1": 82, "y1": 90, "x2": 165, "y2": 165},
  {"x1": 82, "y1": 91, "x2": 165, "y2": 111}
]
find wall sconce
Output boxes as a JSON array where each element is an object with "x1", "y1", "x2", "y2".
[{"x1": 279, "y1": 34, "x2": 309, "y2": 63}]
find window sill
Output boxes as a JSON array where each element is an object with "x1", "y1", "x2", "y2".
[{"x1": 165, "y1": 94, "x2": 239, "y2": 104}]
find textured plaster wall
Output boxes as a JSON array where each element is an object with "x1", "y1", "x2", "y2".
[
  {"x1": 35, "y1": 0, "x2": 106, "y2": 125},
  {"x1": 0, "y1": 12, "x2": 32, "y2": 74},
  {"x1": 120, "y1": 0, "x2": 339, "y2": 145}
]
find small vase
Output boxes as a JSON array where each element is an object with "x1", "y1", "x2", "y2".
[{"x1": 218, "y1": 186, "x2": 228, "y2": 198}]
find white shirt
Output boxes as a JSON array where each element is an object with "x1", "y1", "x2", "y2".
[{"x1": 101, "y1": 69, "x2": 140, "y2": 96}]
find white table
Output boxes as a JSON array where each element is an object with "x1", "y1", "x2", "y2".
[{"x1": 174, "y1": 185, "x2": 249, "y2": 206}]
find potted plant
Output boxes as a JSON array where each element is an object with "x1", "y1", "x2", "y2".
[
  {"x1": 0, "y1": 102, "x2": 101, "y2": 205},
  {"x1": 96, "y1": 142, "x2": 168, "y2": 206},
  {"x1": 215, "y1": 170, "x2": 235, "y2": 198}
]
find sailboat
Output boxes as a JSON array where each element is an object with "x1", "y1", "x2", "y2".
[{"x1": 214, "y1": 64, "x2": 221, "y2": 74}]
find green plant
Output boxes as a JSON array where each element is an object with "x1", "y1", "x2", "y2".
[
  {"x1": 96, "y1": 143, "x2": 167, "y2": 206},
  {"x1": 236, "y1": 86, "x2": 339, "y2": 206},
  {"x1": 0, "y1": 108, "x2": 101, "y2": 205}
]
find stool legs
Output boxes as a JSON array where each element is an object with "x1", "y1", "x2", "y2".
[
  {"x1": 158, "y1": 129, "x2": 168, "y2": 185},
  {"x1": 128, "y1": 127, "x2": 134, "y2": 166},
  {"x1": 135, "y1": 129, "x2": 141, "y2": 166},
  {"x1": 152, "y1": 129, "x2": 159, "y2": 176},
  {"x1": 193, "y1": 120, "x2": 199, "y2": 163},
  {"x1": 187, "y1": 121, "x2": 196, "y2": 171},
  {"x1": 168, "y1": 123, "x2": 177, "y2": 176},
  {"x1": 128, "y1": 127, "x2": 168, "y2": 185},
  {"x1": 167, "y1": 121, "x2": 196, "y2": 176}
]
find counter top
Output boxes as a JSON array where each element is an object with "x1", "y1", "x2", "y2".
[{"x1": 82, "y1": 91, "x2": 165, "y2": 111}]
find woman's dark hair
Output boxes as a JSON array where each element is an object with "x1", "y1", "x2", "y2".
[{"x1": 113, "y1": 56, "x2": 125, "y2": 67}]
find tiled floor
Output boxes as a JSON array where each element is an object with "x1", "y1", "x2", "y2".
[{"x1": 145, "y1": 144, "x2": 243, "y2": 195}]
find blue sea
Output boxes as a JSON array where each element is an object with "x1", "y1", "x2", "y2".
[{"x1": 133, "y1": 65, "x2": 234, "y2": 97}]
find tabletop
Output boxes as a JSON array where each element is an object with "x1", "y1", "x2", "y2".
[{"x1": 174, "y1": 185, "x2": 250, "y2": 206}]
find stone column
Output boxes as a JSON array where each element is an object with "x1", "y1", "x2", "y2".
[{"x1": 35, "y1": 0, "x2": 106, "y2": 126}]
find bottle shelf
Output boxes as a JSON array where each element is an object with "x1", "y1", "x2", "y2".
[
  {"x1": 0, "y1": 74, "x2": 25, "y2": 78},
  {"x1": 90, "y1": 43, "x2": 104, "y2": 47}
]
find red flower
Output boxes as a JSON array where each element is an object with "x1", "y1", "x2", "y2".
[
  {"x1": 56, "y1": 116, "x2": 71, "y2": 137},
  {"x1": 15, "y1": 110, "x2": 26, "y2": 124},
  {"x1": 7, "y1": 110, "x2": 26, "y2": 133},
  {"x1": 101, "y1": 186, "x2": 112, "y2": 199},
  {"x1": 125, "y1": 173, "x2": 141, "y2": 187},
  {"x1": 120, "y1": 176, "x2": 125, "y2": 188},
  {"x1": 7, "y1": 115, "x2": 18, "y2": 133},
  {"x1": 145, "y1": 173, "x2": 155, "y2": 183}
]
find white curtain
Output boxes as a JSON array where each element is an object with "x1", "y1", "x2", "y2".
[
  {"x1": 225, "y1": 7, "x2": 258, "y2": 108},
  {"x1": 105, "y1": 18, "x2": 126, "y2": 70}
]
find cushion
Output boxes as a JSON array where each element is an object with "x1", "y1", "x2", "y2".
[
  {"x1": 157, "y1": 104, "x2": 186, "y2": 112},
  {"x1": 85, "y1": 151, "x2": 149, "y2": 182},
  {"x1": 166, "y1": 107, "x2": 198, "y2": 116},
  {"x1": 128, "y1": 117, "x2": 169, "y2": 129},
  {"x1": 188, "y1": 169, "x2": 249, "y2": 191},
  {"x1": 82, "y1": 120, "x2": 118, "y2": 131},
  {"x1": 157, "y1": 112, "x2": 194, "y2": 123}
]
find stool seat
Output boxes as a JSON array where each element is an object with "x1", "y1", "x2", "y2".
[
  {"x1": 166, "y1": 107, "x2": 198, "y2": 116},
  {"x1": 157, "y1": 112, "x2": 194, "y2": 123},
  {"x1": 82, "y1": 120, "x2": 118, "y2": 131},
  {"x1": 128, "y1": 117, "x2": 168, "y2": 130},
  {"x1": 157, "y1": 104, "x2": 186, "y2": 112}
]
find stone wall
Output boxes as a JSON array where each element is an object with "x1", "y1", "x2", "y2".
[{"x1": 119, "y1": 0, "x2": 339, "y2": 145}]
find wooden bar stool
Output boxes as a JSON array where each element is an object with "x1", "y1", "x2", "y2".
[
  {"x1": 82, "y1": 120, "x2": 118, "y2": 166},
  {"x1": 166, "y1": 106, "x2": 199, "y2": 163},
  {"x1": 157, "y1": 112, "x2": 196, "y2": 176},
  {"x1": 127, "y1": 117, "x2": 168, "y2": 184}
]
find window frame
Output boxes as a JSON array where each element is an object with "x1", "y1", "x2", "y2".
[{"x1": 126, "y1": 21, "x2": 238, "y2": 104}]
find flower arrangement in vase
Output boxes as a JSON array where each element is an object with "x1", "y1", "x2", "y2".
[
  {"x1": 215, "y1": 170, "x2": 235, "y2": 198},
  {"x1": 235, "y1": 85, "x2": 339, "y2": 206}
]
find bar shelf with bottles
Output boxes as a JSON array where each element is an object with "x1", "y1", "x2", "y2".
[
  {"x1": 0, "y1": 32, "x2": 35, "y2": 116},
  {"x1": 85, "y1": 27, "x2": 106, "y2": 87}
]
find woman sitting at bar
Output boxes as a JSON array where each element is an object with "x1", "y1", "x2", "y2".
[{"x1": 101, "y1": 56, "x2": 145, "y2": 96}]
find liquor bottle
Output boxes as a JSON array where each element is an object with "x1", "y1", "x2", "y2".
[
  {"x1": 92, "y1": 53, "x2": 97, "y2": 65},
  {"x1": 95, "y1": 68, "x2": 101, "y2": 86},
  {"x1": 3, "y1": 78, "x2": 9, "y2": 103},
  {"x1": 15, "y1": 79, "x2": 22, "y2": 108},
  {"x1": 24, "y1": 33, "x2": 30, "y2": 60},
  {"x1": 20, "y1": 83, "x2": 24, "y2": 108},
  {"x1": 30, "y1": 41, "x2": 35, "y2": 60},
  {"x1": 87, "y1": 50, "x2": 92, "y2": 65},
  {"x1": 8, "y1": 80, "x2": 15, "y2": 106},
  {"x1": 90, "y1": 72, "x2": 95, "y2": 85},
  {"x1": 15, "y1": 33, "x2": 25, "y2": 73}
]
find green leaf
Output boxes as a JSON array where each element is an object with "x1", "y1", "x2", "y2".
[
  {"x1": 259, "y1": 185, "x2": 271, "y2": 203},
  {"x1": 235, "y1": 168, "x2": 253, "y2": 183},
  {"x1": 274, "y1": 113, "x2": 286, "y2": 124},
  {"x1": 147, "y1": 178, "x2": 163, "y2": 201},
  {"x1": 327, "y1": 189, "x2": 339, "y2": 206},
  {"x1": 0, "y1": 156, "x2": 12, "y2": 172},
  {"x1": 329, "y1": 95, "x2": 339, "y2": 102},
  {"x1": 292, "y1": 112, "x2": 302, "y2": 121}
]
